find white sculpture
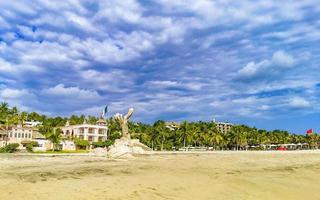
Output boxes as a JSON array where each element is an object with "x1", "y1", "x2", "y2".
[
  {"x1": 113, "y1": 108, "x2": 134, "y2": 140},
  {"x1": 107, "y1": 108, "x2": 151, "y2": 158}
]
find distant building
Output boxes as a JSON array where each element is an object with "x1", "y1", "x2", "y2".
[
  {"x1": 215, "y1": 121, "x2": 233, "y2": 134},
  {"x1": 23, "y1": 120, "x2": 42, "y2": 127},
  {"x1": 61, "y1": 119, "x2": 108, "y2": 143},
  {"x1": 32, "y1": 131, "x2": 52, "y2": 151},
  {"x1": 0, "y1": 126, "x2": 7, "y2": 147},
  {"x1": 0, "y1": 125, "x2": 37, "y2": 149},
  {"x1": 165, "y1": 122, "x2": 180, "y2": 131}
]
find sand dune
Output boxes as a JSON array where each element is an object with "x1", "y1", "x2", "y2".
[{"x1": 1, "y1": 151, "x2": 320, "y2": 200}]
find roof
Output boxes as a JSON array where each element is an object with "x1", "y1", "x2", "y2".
[
  {"x1": 0, "y1": 126, "x2": 7, "y2": 135},
  {"x1": 0, "y1": 127, "x2": 7, "y2": 135},
  {"x1": 61, "y1": 124, "x2": 108, "y2": 129},
  {"x1": 97, "y1": 118, "x2": 106, "y2": 123},
  {"x1": 32, "y1": 130, "x2": 46, "y2": 139},
  {"x1": 215, "y1": 121, "x2": 234, "y2": 125}
]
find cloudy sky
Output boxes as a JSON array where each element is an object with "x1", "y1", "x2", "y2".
[{"x1": 0, "y1": 0, "x2": 320, "y2": 133}]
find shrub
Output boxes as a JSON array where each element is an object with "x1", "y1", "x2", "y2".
[
  {"x1": 0, "y1": 143, "x2": 20, "y2": 153},
  {"x1": 74, "y1": 139, "x2": 90, "y2": 149},
  {"x1": 105, "y1": 140, "x2": 114, "y2": 147},
  {"x1": 26, "y1": 141, "x2": 38, "y2": 152},
  {"x1": 92, "y1": 141, "x2": 105, "y2": 148},
  {"x1": 92, "y1": 140, "x2": 114, "y2": 148}
]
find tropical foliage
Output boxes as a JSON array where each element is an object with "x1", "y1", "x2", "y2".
[
  {"x1": 92, "y1": 140, "x2": 114, "y2": 148},
  {"x1": 1, "y1": 102, "x2": 319, "y2": 151},
  {"x1": 26, "y1": 141, "x2": 39, "y2": 152},
  {"x1": 129, "y1": 121, "x2": 317, "y2": 150},
  {"x1": 0, "y1": 143, "x2": 19, "y2": 153},
  {"x1": 74, "y1": 139, "x2": 90, "y2": 149}
]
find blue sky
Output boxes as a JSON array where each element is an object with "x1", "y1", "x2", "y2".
[{"x1": 0, "y1": 0, "x2": 320, "y2": 133}]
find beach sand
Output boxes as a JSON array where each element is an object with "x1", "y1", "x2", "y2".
[{"x1": 1, "y1": 151, "x2": 320, "y2": 200}]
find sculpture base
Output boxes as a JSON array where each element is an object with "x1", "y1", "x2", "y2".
[{"x1": 107, "y1": 138, "x2": 152, "y2": 158}]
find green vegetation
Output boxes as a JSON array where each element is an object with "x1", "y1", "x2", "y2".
[
  {"x1": 74, "y1": 139, "x2": 90, "y2": 150},
  {"x1": 26, "y1": 141, "x2": 38, "y2": 152},
  {"x1": 1, "y1": 102, "x2": 319, "y2": 152},
  {"x1": 130, "y1": 120, "x2": 317, "y2": 151},
  {"x1": 39, "y1": 127, "x2": 63, "y2": 152},
  {"x1": 0, "y1": 143, "x2": 19, "y2": 153},
  {"x1": 92, "y1": 140, "x2": 114, "y2": 148}
]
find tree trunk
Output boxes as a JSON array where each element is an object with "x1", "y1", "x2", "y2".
[{"x1": 161, "y1": 135, "x2": 165, "y2": 151}]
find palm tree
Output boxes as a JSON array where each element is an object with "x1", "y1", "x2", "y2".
[
  {"x1": 0, "y1": 102, "x2": 9, "y2": 113},
  {"x1": 211, "y1": 132, "x2": 223, "y2": 150},
  {"x1": 178, "y1": 121, "x2": 189, "y2": 149},
  {"x1": 228, "y1": 125, "x2": 248, "y2": 150},
  {"x1": 0, "y1": 102, "x2": 9, "y2": 123},
  {"x1": 153, "y1": 120, "x2": 168, "y2": 151},
  {"x1": 40, "y1": 126, "x2": 62, "y2": 152}
]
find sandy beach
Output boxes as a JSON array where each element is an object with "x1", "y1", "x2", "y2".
[{"x1": 1, "y1": 151, "x2": 320, "y2": 200}]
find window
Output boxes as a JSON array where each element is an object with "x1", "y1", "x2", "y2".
[
  {"x1": 18, "y1": 133, "x2": 21, "y2": 138},
  {"x1": 14, "y1": 133, "x2": 17, "y2": 138},
  {"x1": 22, "y1": 133, "x2": 24, "y2": 138}
]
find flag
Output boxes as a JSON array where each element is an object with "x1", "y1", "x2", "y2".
[
  {"x1": 306, "y1": 129, "x2": 313, "y2": 135},
  {"x1": 102, "y1": 105, "x2": 108, "y2": 118}
]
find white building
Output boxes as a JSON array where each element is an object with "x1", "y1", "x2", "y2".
[
  {"x1": 7, "y1": 125, "x2": 34, "y2": 148},
  {"x1": 24, "y1": 120, "x2": 42, "y2": 128},
  {"x1": 215, "y1": 121, "x2": 233, "y2": 134},
  {"x1": 32, "y1": 132, "x2": 52, "y2": 151},
  {"x1": 0, "y1": 125, "x2": 38, "y2": 149},
  {"x1": 61, "y1": 119, "x2": 108, "y2": 143},
  {"x1": 165, "y1": 122, "x2": 179, "y2": 131}
]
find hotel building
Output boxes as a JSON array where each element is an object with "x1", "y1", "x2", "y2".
[
  {"x1": 215, "y1": 121, "x2": 233, "y2": 134},
  {"x1": 0, "y1": 125, "x2": 36, "y2": 149},
  {"x1": 60, "y1": 119, "x2": 108, "y2": 143}
]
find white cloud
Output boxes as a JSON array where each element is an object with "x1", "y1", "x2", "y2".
[
  {"x1": 0, "y1": 88, "x2": 39, "y2": 112},
  {"x1": 44, "y1": 84, "x2": 100, "y2": 99},
  {"x1": 147, "y1": 80, "x2": 205, "y2": 91},
  {"x1": 0, "y1": 16, "x2": 10, "y2": 29},
  {"x1": 0, "y1": 58, "x2": 16, "y2": 73},
  {"x1": 0, "y1": 57, "x2": 42, "y2": 75},
  {"x1": 237, "y1": 50, "x2": 296, "y2": 81},
  {"x1": 0, "y1": 88, "x2": 30, "y2": 99},
  {"x1": 289, "y1": 97, "x2": 311, "y2": 108},
  {"x1": 79, "y1": 69, "x2": 135, "y2": 93},
  {"x1": 272, "y1": 50, "x2": 295, "y2": 67},
  {"x1": 95, "y1": 0, "x2": 142, "y2": 24},
  {"x1": 69, "y1": 31, "x2": 154, "y2": 64}
]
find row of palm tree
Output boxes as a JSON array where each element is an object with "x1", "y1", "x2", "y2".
[
  {"x1": 130, "y1": 120, "x2": 317, "y2": 151},
  {"x1": 1, "y1": 102, "x2": 319, "y2": 151}
]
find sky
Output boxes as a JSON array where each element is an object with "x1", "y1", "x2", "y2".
[{"x1": 0, "y1": 0, "x2": 320, "y2": 133}]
